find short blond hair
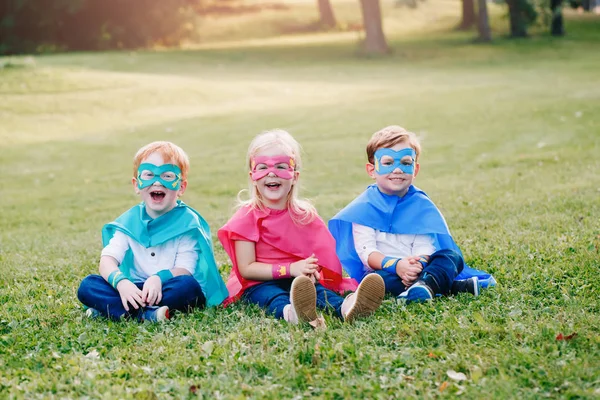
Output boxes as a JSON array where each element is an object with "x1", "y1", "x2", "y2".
[
  {"x1": 366, "y1": 125, "x2": 422, "y2": 164},
  {"x1": 133, "y1": 141, "x2": 190, "y2": 180}
]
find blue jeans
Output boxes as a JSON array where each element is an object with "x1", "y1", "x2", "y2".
[
  {"x1": 374, "y1": 249, "x2": 464, "y2": 297},
  {"x1": 243, "y1": 279, "x2": 345, "y2": 320},
  {"x1": 77, "y1": 274, "x2": 205, "y2": 320}
]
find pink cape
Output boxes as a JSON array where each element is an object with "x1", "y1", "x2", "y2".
[{"x1": 218, "y1": 206, "x2": 358, "y2": 304}]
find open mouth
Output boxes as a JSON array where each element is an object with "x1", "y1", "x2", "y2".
[
  {"x1": 265, "y1": 182, "x2": 281, "y2": 189},
  {"x1": 150, "y1": 191, "x2": 166, "y2": 201}
]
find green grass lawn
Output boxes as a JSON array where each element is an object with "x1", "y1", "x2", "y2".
[{"x1": 1, "y1": 2, "x2": 599, "y2": 398}]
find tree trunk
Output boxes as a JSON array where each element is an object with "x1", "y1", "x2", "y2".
[
  {"x1": 506, "y1": 0, "x2": 528, "y2": 37},
  {"x1": 550, "y1": 0, "x2": 564, "y2": 35},
  {"x1": 359, "y1": 0, "x2": 389, "y2": 54},
  {"x1": 458, "y1": 0, "x2": 476, "y2": 30},
  {"x1": 476, "y1": 0, "x2": 492, "y2": 41},
  {"x1": 317, "y1": 0, "x2": 337, "y2": 27}
]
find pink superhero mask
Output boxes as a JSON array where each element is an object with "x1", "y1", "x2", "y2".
[{"x1": 250, "y1": 155, "x2": 296, "y2": 181}]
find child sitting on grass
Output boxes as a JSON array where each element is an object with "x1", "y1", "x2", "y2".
[
  {"x1": 329, "y1": 125, "x2": 495, "y2": 304},
  {"x1": 218, "y1": 129, "x2": 385, "y2": 329},
  {"x1": 78, "y1": 141, "x2": 228, "y2": 322}
]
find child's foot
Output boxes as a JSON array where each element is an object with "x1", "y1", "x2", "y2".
[
  {"x1": 138, "y1": 306, "x2": 170, "y2": 322},
  {"x1": 397, "y1": 281, "x2": 434, "y2": 304},
  {"x1": 451, "y1": 277, "x2": 480, "y2": 296},
  {"x1": 85, "y1": 307, "x2": 101, "y2": 319},
  {"x1": 288, "y1": 275, "x2": 322, "y2": 327},
  {"x1": 342, "y1": 273, "x2": 385, "y2": 323}
]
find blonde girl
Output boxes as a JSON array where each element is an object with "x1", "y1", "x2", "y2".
[{"x1": 218, "y1": 130, "x2": 384, "y2": 327}]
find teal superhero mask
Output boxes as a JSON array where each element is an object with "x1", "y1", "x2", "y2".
[
  {"x1": 102, "y1": 201, "x2": 228, "y2": 306},
  {"x1": 137, "y1": 163, "x2": 182, "y2": 190},
  {"x1": 374, "y1": 148, "x2": 416, "y2": 175}
]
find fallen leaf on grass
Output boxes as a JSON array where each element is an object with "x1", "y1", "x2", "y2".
[
  {"x1": 439, "y1": 381, "x2": 449, "y2": 392},
  {"x1": 447, "y1": 370, "x2": 467, "y2": 381},
  {"x1": 85, "y1": 349, "x2": 99, "y2": 359},
  {"x1": 201, "y1": 340, "x2": 215, "y2": 356},
  {"x1": 428, "y1": 352, "x2": 437, "y2": 358},
  {"x1": 556, "y1": 332, "x2": 577, "y2": 341}
]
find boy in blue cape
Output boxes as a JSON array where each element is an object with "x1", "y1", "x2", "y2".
[
  {"x1": 78, "y1": 141, "x2": 228, "y2": 321},
  {"x1": 329, "y1": 126, "x2": 495, "y2": 304}
]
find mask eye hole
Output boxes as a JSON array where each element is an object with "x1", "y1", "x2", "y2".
[
  {"x1": 140, "y1": 170, "x2": 154, "y2": 180},
  {"x1": 255, "y1": 163, "x2": 268, "y2": 170},
  {"x1": 161, "y1": 172, "x2": 176, "y2": 181},
  {"x1": 380, "y1": 156, "x2": 394, "y2": 166},
  {"x1": 401, "y1": 156, "x2": 414, "y2": 166}
]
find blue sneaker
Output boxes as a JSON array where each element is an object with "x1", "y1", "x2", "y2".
[
  {"x1": 138, "y1": 306, "x2": 170, "y2": 322},
  {"x1": 84, "y1": 307, "x2": 101, "y2": 319},
  {"x1": 397, "y1": 282, "x2": 434, "y2": 304}
]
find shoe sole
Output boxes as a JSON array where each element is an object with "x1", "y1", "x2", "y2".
[
  {"x1": 472, "y1": 277, "x2": 480, "y2": 297},
  {"x1": 290, "y1": 276, "x2": 318, "y2": 323},
  {"x1": 399, "y1": 286, "x2": 433, "y2": 304},
  {"x1": 345, "y1": 273, "x2": 385, "y2": 323}
]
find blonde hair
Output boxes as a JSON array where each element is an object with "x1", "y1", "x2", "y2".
[
  {"x1": 238, "y1": 129, "x2": 317, "y2": 224},
  {"x1": 366, "y1": 125, "x2": 422, "y2": 164},
  {"x1": 133, "y1": 141, "x2": 190, "y2": 180}
]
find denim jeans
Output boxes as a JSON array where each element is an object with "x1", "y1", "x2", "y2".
[
  {"x1": 374, "y1": 249, "x2": 464, "y2": 296},
  {"x1": 243, "y1": 278, "x2": 345, "y2": 319},
  {"x1": 77, "y1": 274, "x2": 205, "y2": 320}
]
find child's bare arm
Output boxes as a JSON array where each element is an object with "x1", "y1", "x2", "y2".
[
  {"x1": 366, "y1": 253, "x2": 422, "y2": 286},
  {"x1": 99, "y1": 255, "x2": 120, "y2": 280},
  {"x1": 235, "y1": 240, "x2": 318, "y2": 280}
]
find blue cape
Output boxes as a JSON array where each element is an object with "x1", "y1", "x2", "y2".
[
  {"x1": 102, "y1": 200, "x2": 228, "y2": 307},
  {"x1": 328, "y1": 185, "x2": 495, "y2": 287}
]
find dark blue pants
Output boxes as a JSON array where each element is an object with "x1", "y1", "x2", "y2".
[
  {"x1": 374, "y1": 249, "x2": 464, "y2": 297},
  {"x1": 243, "y1": 279, "x2": 345, "y2": 320},
  {"x1": 77, "y1": 274, "x2": 205, "y2": 320}
]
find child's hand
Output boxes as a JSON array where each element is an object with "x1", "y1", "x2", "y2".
[
  {"x1": 309, "y1": 269, "x2": 321, "y2": 284},
  {"x1": 395, "y1": 259, "x2": 423, "y2": 286},
  {"x1": 405, "y1": 255, "x2": 422, "y2": 265},
  {"x1": 116, "y1": 280, "x2": 145, "y2": 311},
  {"x1": 291, "y1": 254, "x2": 319, "y2": 279},
  {"x1": 142, "y1": 275, "x2": 163, "y2": 306}
]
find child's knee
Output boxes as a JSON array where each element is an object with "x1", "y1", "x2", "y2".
[
  {"x1": 432, "y1": 249, "x2": 464, "y2": 274},
  {"x1": 77, "y1": 274, "x2": 102, "y2": 300},
  {"x1": 173, "y1": 275, "x2": 204, "y2": 298}
]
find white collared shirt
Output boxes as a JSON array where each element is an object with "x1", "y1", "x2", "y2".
[
  {"x1": 101, "y1": 230, "x2": 199, "y2": 283},
  {"x1": 352, "y1": 223, "x2": 435, "y2": 268}
]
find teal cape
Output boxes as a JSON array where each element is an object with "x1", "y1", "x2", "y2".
[
  {"x1": 328, "y1": 185, "x2": 496, "y2": 288},
  {"x1": 102, "y1": 200, "x2": 228, "y2": 307}
]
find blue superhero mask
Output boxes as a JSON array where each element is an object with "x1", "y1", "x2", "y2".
[
  {"x1": 374, "y1": 148, "x2": 416, "y2": 175},
  {"x1": 136, "y1": 163, "x2": 182, "y2": 190}
]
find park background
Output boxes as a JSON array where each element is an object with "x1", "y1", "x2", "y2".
[{"x1": 1, "y1": 0, "x2": 599, "y2": 398}]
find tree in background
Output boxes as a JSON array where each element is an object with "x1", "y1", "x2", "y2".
[
  {"x1": 358, "y1": 0, "x2": 389, "y2": 54},
  {"x1": 476, "y1": 0, "x2": 492, "y2": 41},
  {"x1": 550, "y1": 0, "x2": 565, "y2": 35},
  {"x1": 506, "y1": 0, "x2": 538, "y2": 37},
  {"x1": 0, "y1": 0, "x2": 195, "y2": 54},
  {"x1": 317, "y1": 0, "x2": 337, "y2": 27},
  {"x1": 458, "y1": 0, "x2": 476, "y2": 30}
]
